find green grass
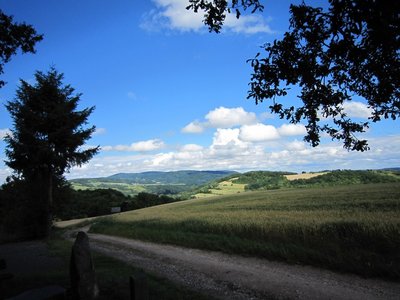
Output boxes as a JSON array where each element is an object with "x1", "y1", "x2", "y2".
[
  {"x1": 194, "y1": 178, "x2": 246, "y2": 198},
  {"x1": 3, "y1": 231, "x2": 211, "y2": 300},
  {"x1": 90, "y1": 183, "x2": 400, "y2": 279}
]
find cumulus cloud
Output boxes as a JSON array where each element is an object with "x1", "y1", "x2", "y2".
[
  {"x1": 141, "y1": 0, "x2": 274, "y2": 34},
  {"x1": 140, "y1": 0, "x2": 204, "y2": 32},
  {"x1": 287, "y1": 140, "x2": 307, "y2": 151},
  {"x1": 0, "y1": 128, "x2": 11, "y2": 139},
  {"x1": 224, "y1": 14, "x2": 274, "y2": 34},
  {"x1": 0, "y1": 168, "x2": 12, "y2": 184},
  {"x1": 56, "y1": 134, "x2": 400, "y2": 182},
  {"x1": 180, "y1": 144, "x2": 204, "y2": 152},
  {"x1": 239, "y1": 123, "x2": 280, "y2": 142},
  {"x1": 102, "y1": 139, "x2": 165, "y2": 152},
  {"x1": 181, "y1": 121, "x2": 205, "y2": 133},
  {"x1": 205, "y1": 107, "x2": 257, "y2": 128},
  {"x1": 278, "y1": 124, "x2": 307, "y2": 136},
  {"x1": 342, "y1": 101, "x2": 373, "y2": 118},
  {"x1": 319, "y1": 101, "x2": 373, "y2": 120},
  {"x1": 212, "y1": 128, "x2": 242, "y2": 146},
  {"x1": 93, "y1": 128, "x2": 107, "y2": 135}
]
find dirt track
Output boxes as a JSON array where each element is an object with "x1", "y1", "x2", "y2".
[{"x1": 69, "y1": 229, "x2": 400, "y2": 300}]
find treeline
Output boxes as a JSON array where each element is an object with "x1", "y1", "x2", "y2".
[
  {"x1": 232, "y1": 171, "x2": 294, "y2": 191},
  {"x1": 209, "y1": 170, "x2": 400, "y2": 192},
  {"x1": 53, "y1": 189, "x2": 177, "y2": 220},
  {"x1": 290, "y1": 170, "x2": 400, "y2": 187},
  {"x1": 0, "y1": 179, "x2": 177, "y2": 242}
]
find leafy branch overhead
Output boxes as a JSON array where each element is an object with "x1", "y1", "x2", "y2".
[
  {"x1": 0, "y1": 9, "x2": 43, "y2": 88},
  {"x1": 186, "y1": 0, "x2": 264, "y2": 33},
  {"x1": 187, "y1": 0, "x2": 400, "y2": 151}
]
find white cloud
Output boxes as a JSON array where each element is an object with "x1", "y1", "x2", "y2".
[
  {"x1": 206, "y1": 107, "x2": 257, "y2": 128},
  {"x1": 181, "y1": 121, "x2": 205, "y2": 133},
  {"x1": 180, "y1": 144, "x2": 203, "y2": 152},
  {"x1": 93, "y1": 128, "x2": 107, "y2": 135},
  {"x1": 0, "y1": 128, "x2": 11, "y2": 139},
  {"x1": 287, "y1": 140, "x2": 307, "y2": 151},
  {"x1": 224, "y1": 14, "x2": 274, "y2": 34},
  {"x1": 52, "y1": 134, "x2": 400, "y2": 182},
  {"x1": 0, "y1": 168, "x2": 12, "y2": 183},
  {"x1": 212, "y1": 128, "x2": 243, "y2": 146},
  {"x1": 239, "y1": 123, "x2": 280, "y2": 142},
  {"x1": 141, "y1": 0, "x2": 274, "y2": 34},
  {"x1": 141, "y1": 0, "x2": 203, "y2": 32},
  {"x1": 278, "y1": 124, "x2": 307, "y2": 136},
  {"x1": 342, "y1": 101, "x2": 372, "y2": 118},
  {"x1": 319, "y1": 101, "x2": 373, "y2": 120},
  {"x1": 102, "y1": 139, "x2": 165, "y2": 152}
]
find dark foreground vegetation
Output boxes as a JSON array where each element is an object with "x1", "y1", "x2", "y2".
[
  {"x1": 2, "y1": 230, "x2": 208, "y2": 300},
  {"x1": 0, "y1": 180, "x2": 176, "y2": 242},
  {"x1": 90, "y1": 182, "x2": 400, "y2": 280}
]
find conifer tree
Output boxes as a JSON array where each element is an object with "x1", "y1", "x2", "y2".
[{"x1": 4, "y1": 68, "x2": 99, "y2": 235}]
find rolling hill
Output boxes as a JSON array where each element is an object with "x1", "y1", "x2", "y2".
[{"x1": 69, "y1": 170, "x2": 237, "y2": 196}]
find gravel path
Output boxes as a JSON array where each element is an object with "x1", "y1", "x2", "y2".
[{"x1": 70, "y1": 229, "x2": 400, "y2": 300}]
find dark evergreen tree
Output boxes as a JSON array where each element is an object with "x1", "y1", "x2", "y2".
[
  {"x1": 4, "y1": 68, "x2": 99, "y2": 236},
  {"x1": 0, "y1": 9, "x2": 43, "y2": 88},
  {"x1": 187, "y1": 0, "x2": 400, "y2": 151}
]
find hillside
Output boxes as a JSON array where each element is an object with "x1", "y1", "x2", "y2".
[
  {"x1": 90, "y1": 182, "x2": 400, "y2": 279},
  {"x1": 70, "y1": 169, "x2": 400, "y2": 198},
  {"x1": 70, "y1": 170, "x2": 237, "y2": 196},
  {"x1": 191, "y1": 169, "x2": 400, "y2": 198}
]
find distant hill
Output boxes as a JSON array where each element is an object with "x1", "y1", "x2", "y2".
[
  {"x1": 70, "y1": 170, "x2": 237, "y2": 196},
  {"x1": 70, "y1": 169, "x2": 400, "y2": 198},
  {"x1": 192, "y1": 169, "x2": 400, "y2": 197},
  {"x1": 380, "y1": 167, "x2": 400, "y2": 172},
  {"x1": 107, "y1": 170, "x2": 237, "y2": 185}
]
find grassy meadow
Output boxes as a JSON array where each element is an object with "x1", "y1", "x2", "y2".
[
  {"x1": 194, "y1": 178, "x2": 246, "y2": 198},
  {"x1": 90, "y1": 182, "x2": 400, "y2": 279}
]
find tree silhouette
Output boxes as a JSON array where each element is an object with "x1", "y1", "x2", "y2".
[
  {"x1": 0, "y1": 9, "x2": 43, "y2": 89},
  {"x1": 187, "y1": 0, "x2": 400, "y2": 151},
  {"x1": 4, "y1": 68, "x2": 99, "y2": 235}
]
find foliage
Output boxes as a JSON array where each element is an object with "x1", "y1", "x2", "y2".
[
  {"x1": 5, "y1": 68, "x2": 99, "y2": 181},
  {"x1": 4, "y1": 68, "x2": 99, "y2": 236},
  {"x1": 186, "y1": 0, "x2": 264, "y2": 33},
  {"x1": 53, "y1": 188, "x2": 126, "y2": 220},
  {"x1": 290, "y1": 170, "x2": 400, "y2": 187},
  {"x1": 91, "y1": 183, "x2": 400, "y2": 279},
  {"x1": 0, "y1": 178, "x2": 48, "y2": 241},
  {"x1": 232, "y1": 171, "x2": 292, "y2": 190},
  {"x1": 52, "y1": 188, "x2": 177, "y2": 221},
  {"x1": 70, "y1": 170, "x2": 237, "y2": 197},
  {"x1": 188, "y1": 0, "x2": 400, "y2": 151},
  {"x1": 0, "y1": 9, "x2": 43, "y2": 88}
]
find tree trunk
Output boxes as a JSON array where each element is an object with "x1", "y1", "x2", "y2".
[{"x1": 46, "y1": 173, "x2": 53, "y2": 236}]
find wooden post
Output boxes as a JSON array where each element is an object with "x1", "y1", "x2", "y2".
[{"x1": 130, "y1": 270, "x2": 148, "y2": 300}]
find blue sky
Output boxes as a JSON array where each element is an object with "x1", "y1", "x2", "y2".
[{"x1": 0, "y1": 0, "x2": 399, "y2": 181}]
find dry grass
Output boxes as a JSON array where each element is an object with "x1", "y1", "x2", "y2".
[
  {"x1": 194, "y1": 178, "x2": 246, "y2": 198},
  {"x1": 285, "y1": 172, "x2": 328, "y2": 181},
  {"x1": 54, "y1": 216, "x2": 97, "y2": 228}
]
